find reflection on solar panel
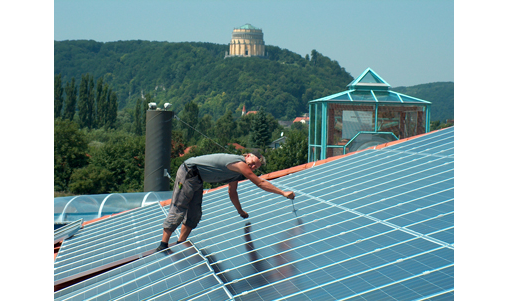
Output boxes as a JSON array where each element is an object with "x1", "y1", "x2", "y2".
[{"x1": 54, "y1": 127, "x2": 454, "y2": 300}]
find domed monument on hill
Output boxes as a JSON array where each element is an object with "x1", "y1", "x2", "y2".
[{"x1": 225, "y1": 23, "x2": 267, "y2": 58}]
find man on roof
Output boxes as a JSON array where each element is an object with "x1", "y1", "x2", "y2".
[{"x1": 156, "y1": 151, "x2": 296, "y2": 251}]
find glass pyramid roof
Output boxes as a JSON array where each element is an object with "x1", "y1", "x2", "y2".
[
  {"x1": 310, "y1": 68, "x2": 431, "y2": 105},
  {"x1": 347, "y1": 67, "x2": 391, "y2": 89}
]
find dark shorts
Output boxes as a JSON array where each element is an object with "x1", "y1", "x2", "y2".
[{"x1": 162, "y1": 164, "x2": 203, "y2": 232}]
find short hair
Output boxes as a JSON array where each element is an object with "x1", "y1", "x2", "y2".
[{"x1": 250, "y1": 150, "x2": 266, "y2": 166}]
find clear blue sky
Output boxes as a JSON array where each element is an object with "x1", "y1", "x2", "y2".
[{"x1": 54, "y1": 0, "x2": 454, "y2": 87}]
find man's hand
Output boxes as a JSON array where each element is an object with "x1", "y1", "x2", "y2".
[
  {"x1": 239, "y1": 210, "x2": 249, "y2": 219},
  {"x1": 283, "y1": 191, "x2": 295, "y2": 199}
]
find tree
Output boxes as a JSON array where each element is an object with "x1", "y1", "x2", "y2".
[
  {"x1": 180, "y1": 101, "x2": 199, "y2": 142},
  {"x1": 107, "y1": 90, "x2": 118, "y2": 129},
  {"x1": 54, "y1": 40, "x2": 356, "y2": 121},
  {"x1": 214, "y1": 110, "x2": 236, "y2": 145},
  {"x1": 311, "y1": 49, "x2": 318, "y2": 66},
  {"x1": 266, "y1": 130, "x2": 308, "y2": 173},
  {"x1": 134, "y1": 97, "x2": 142, "y2": 135},
  {"x1": 54, "y1": 118, "x2": 89, "y2": 192},
  {"x1": 87, "y1": 133, "x2": 145, "y2": 193},
  {"x1": 69, "y1": 165, "x2": 114, "y2": 195},
  {"x1": 54, "y1": 74, "x2": 64, "y2": 119},
  {"x1": 197, "y1": 113, "x2": 214, "y2": 138},
  {"x1": 64, "y1": 77, "x2": 77, "y2": 121},
  {"x1": 78, "y1": 73, "x2": 95, "y2": 129},
  {"x1": 95, "y1": 77, "x2": 105, "y2": 127},
  {"x1": 249, "y1": 108, "x2": 270, "y2": 148},
  {"x1": 141, "y1": 93, "x2": 152, "y2": 135}
]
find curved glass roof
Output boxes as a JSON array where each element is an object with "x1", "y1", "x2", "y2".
[{"x1": 54, "y1": 191, "x2": 172, "y2": 223}]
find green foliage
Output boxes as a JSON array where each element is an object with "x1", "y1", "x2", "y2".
[
  {"x1": 78, "y1": 73, "x2": 95, "y2": 129},
  {"x1": 54, "y1": 118, "x2": 89, "y2": 191},
  {"x1": 134, "y1": 97, "x2": 142, "y2": 135},
  {"x1": 214, "y1": 110, "x2": 237, "y2": 145},
  {"x1": 59, "y1": 73, "x2": 119, "y2": 130},
  {"x1": 55, "y1": 40, "x2": 454, "y2": 194},
  {"x1": 54, "y1": 74, "x2": 64, "y2": 118},
  {"x1": 85, "y1": 133, "x2": 146, "y2": 193},
  {"x1": 265, "y1": 130, "x2": 308, "y2": 173},
  {"x1": 69, "y1": 165, "x2": 114, "y2": 195},
  {"x1": 55, "y1": 40, "x2": 354, "y2": 121},
  {"x1": 249, "y1": 108, "x2": 271, "y2": 148},
  {"x1": 179, "y1": 101, "x2": 200, "y2": 143},
  {"x1": 392, "y1": 82, "x2": 454, "y2": 123},
  {"x1": 64, "y1": 77, "x2": 77, "y2": 121},
  {"x1": 430, "y1": 120, "x2": 454, "y2": 131}
]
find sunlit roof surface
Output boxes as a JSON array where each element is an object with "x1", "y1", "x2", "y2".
[{"x1": 54, "y1": 127, "x2": 454, "y2": 300}]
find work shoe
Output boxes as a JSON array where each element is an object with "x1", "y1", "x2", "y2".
[{"x1": 156, "y1": 241, "x2": 168, "y2": 252}]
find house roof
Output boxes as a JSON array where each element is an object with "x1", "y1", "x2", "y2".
[
  {"x1": 227, "y1": 143, "x2": 246, "y2": 150},
  {"x1": 54, "y1": 127, "x2": 454, "y2": 299},
  {"x1": 293, "y1": 117, "x2": 309, "y2": 123}
]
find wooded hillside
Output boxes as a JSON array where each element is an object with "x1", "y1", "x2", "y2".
[
  {"x1": 55, "y1": 40, "x2": 353, "y2": 120},
  {"x1": 393, "y1": 82, "x2": 454, "y2": 122}
]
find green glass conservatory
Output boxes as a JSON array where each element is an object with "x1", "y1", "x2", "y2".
[{"x1": 308, "y1": 68, "x2": 431, "y2": 162}]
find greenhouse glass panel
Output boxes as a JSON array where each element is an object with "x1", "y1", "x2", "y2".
[
  {"x1": 344, "y1": 132, "x2": 398, "y2": 153},
  {"x1": 399, "y1": 94, "x2": 428, "y2": 104},
  {"x1": 316, "y1": 103, "x2": 322, "y2": 145},
  {"x1": 326, "y1": 103, "x2": 375, "y2": 147},
  {"x1": 326, "y1": 147, "x2": 345, "y2": 158},
  {"x1": 349, "y1": 91, "x2": 376, "y2": 101},
  {"x1": 309, "y1": 104, "x2": 315, "y2": 145},
  {"x1": 378, "y1": 105, "x2": 426, "y2": 139},
  {"x1": 328, "y1": 93, "x2": 351, "y2": 101},
  {"x1": 374, "y1": 91, "x2": 402, "y2": 102}
]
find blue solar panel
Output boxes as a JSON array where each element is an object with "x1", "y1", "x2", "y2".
[
  {"x1": 54, "y1": 203, "x2": 168, "y2": 283},
  {"x1": 55, "y1": 241, "x2": 232, "y2": 300},
  {"x1": 54, "y1": 127, "x2": 454, "y2": 300},
  {"x1": 187, "y1": 127, "x2": 454, "y2": 300}
]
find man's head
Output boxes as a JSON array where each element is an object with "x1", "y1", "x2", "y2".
[{"x1": 244, "y1": 150, "x2": 266, "y2": 171}]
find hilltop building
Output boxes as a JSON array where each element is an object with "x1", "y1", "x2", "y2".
[{"x1": 225, "y1": 23, "x2": 267, "y2": 58}]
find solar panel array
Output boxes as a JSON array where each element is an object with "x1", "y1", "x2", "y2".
[
  {"x1": 54, "y1": 204, "x2": 168, "y2": 284},
  {"x1": 54, "y1": 127, "x2": 454, "y2": 300}
]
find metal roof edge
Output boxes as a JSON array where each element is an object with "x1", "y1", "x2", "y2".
[
  {"x1": 391, "y1": 91, "x2": 432, "y2": 104},
  {"x1": 309, "y1": 90, "x2": 354, "y2": 103}
]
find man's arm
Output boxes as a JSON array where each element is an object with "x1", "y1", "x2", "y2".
[
  {"x1": 227, "y1": 162, "x2": 295, "y2": 199},
  {"x1": 228, "y1": 181, "x2": 249, "y2": 218}
]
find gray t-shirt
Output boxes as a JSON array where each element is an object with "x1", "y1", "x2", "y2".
[{"x1": 184, "y1": 153, "x2": 247, "y2": 183}]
